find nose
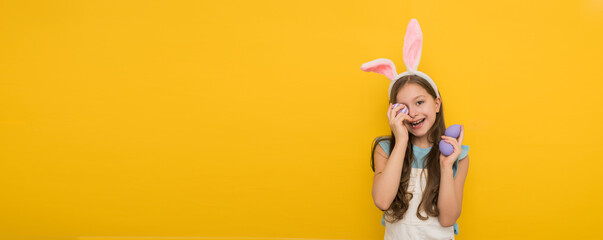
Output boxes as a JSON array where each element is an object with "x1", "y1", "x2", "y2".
[{"x1": 407, "y1": 106, "x2": 417, "y2": 118}]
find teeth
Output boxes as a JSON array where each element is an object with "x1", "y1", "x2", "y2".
[{"x1": 412, "y1": 119, "x2": 424, "y2": 124}]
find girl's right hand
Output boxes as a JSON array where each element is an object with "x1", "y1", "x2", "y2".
[{"x1": 387, "y1": 103, "x2": 412, "y2": 144}]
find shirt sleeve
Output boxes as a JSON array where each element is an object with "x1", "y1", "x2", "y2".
[
  {"x1": 458, "y1": 145, "x2": 469, "y2": 161},
  {"x1": 452, "y1": 145, "x2": 469, "y2": 178},
  {"x1": 376, "y1": 137, "x2": 391, "y2": 157}
]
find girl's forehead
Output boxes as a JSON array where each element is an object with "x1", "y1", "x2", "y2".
[{"x1": 396, "y1": 84, "x2": 428, "y2": 102}]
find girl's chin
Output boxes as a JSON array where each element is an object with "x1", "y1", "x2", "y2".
[
  {"x1": 411, "y1": 131, "x2": 427, "y2": 138},
  {"x1": 409, "y1": 126, "x2": 429, "y2": 137}
]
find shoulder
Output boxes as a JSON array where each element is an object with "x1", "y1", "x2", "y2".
[
  {"x1": 372, "y1": 137, "x2": 392, "y2": 175},
  {"x1": 373, "y1": 136, "x2": 392, "y2": 157},
  {"x1": 375, "y1": 144, "x2": 388, "y2": 159}
]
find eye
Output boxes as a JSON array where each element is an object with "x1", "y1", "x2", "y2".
[{"x1": 416, "y1": 101, "x2": 424, "y2": 105}]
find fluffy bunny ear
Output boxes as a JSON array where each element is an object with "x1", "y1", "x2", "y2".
[
  {"x1": 360, "y1": 58, "x2": 398, "y2": 81},
  {"x1": 403, "y1": 19, "x2": 423, "y2": 71}
]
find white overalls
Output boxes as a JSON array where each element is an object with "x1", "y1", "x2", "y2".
[
  {"x1": 376, "y1": 138, "x2": 469, "y2": 240},
  {"x1": 383, "y1": 167, "x2": 454, "y2": 240}
]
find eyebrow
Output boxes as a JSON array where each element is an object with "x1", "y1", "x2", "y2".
[
  {"x1": 413, "y1": 95, "x2": 426, "y2": 100},
  {"x1": 398, "y1": 95, "x2": 425, "y2": 105}
]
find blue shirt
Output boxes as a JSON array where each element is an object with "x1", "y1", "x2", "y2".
[{"x1": 375, "y1": 137, "x2": 469, "y2": 235}]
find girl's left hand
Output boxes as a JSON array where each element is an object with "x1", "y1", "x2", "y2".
[{"x1": 439, "y1": 125, "x2": 464, "y2": 169}]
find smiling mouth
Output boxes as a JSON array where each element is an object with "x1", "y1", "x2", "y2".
[{"x1": 410, "y1": 118, "x2": 425, "y2": 128}]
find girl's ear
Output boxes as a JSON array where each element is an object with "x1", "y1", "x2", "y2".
[
  {"x1": 435, "y1": 97, "x2": 441, "y2": 113},
  {"x1": 360, "y1": 58, "x2": 399, "y2": 81},
  {"x1": 403, "y1": 18, "x2": 423, "y2": 72}
]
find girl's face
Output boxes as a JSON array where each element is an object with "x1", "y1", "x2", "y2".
[{"x1": 395, "y1": 83, "x2": 441, "y2": 138}]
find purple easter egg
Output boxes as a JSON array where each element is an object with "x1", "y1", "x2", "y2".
[
  {"x1": 393, "y1": 103, "x2": 409, "y2": 115},
  {"x1": 439, "y1": 139, "x2": 454, "y2": 156},
  {"x1": 445, "y1": 124, "x2": 462, "y2": 138}
]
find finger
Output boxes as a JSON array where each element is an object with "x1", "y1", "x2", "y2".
[
  {"x1": 402, "y1": 114, "x2": 412, "y2": 123},
  {"x1": 443, "y1": 137, "x2": 458, "y2": 146},
  {"x1": 395, "y1": 112, "x2": 411, "y2": 129},
  {"x1": 388, "y1": 103, "x2": 398, "y2": 121},
  {"x1": 394, "y1": 108, "x2": 407, "y2": 122},
  {"x1": 400, "y1": 115, "x2": 413, "y2": 129},
  {"x1": 443, "y1": 138, "x2": 458, "y2": 152},
  {"x1": 401, "y1": 107, "x2": 409, "y2": 119},
  {"x1": 392, "y1": 103, "x2": 406, "y2": 116},
  {"x1": 442, "y1": 135, "x2": 458, "y2": 140},
  {"x1": 441, "y1": 135, "x2": 457, "y2": 141},
  {"x1": 397, "y1": 111, "x2": 411, "y2": 122},
  {"x1": 391, "y1": 108, "x2": 401, "y2": 120},
  {"x1": 449, "y1": 138, "x2": 462, "y2": 152},
  {"x1": 387, "y1": 103, "x2": 392, "y2": 119}
]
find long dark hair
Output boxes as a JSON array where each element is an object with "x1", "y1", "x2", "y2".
[{"x1": 370, "y1": 74, "x2": 446, "y2": 223}]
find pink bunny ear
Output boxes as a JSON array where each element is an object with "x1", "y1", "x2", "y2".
[
  {"x1": 403, "y1": 19, "x2": 423, "y2": 71},
  {"x1": 360, "y1": 58, "x2": 398, "y2": 81}
]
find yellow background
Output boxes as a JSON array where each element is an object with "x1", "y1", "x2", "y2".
[{"x1": 1, "y1": 0, "x2": 602, "y2": 239}]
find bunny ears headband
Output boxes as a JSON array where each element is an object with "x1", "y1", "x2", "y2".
[{"x1": 361, "y1": 18, "x2": 440, "y2": 100}]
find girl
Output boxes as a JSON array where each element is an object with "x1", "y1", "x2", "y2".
[{"x1": 362, "y1": 19, "x2": 470, "y2": 240}]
